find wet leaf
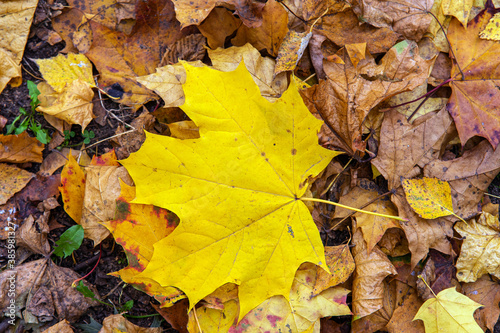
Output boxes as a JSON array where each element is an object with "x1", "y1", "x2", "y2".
[{"x1": 402, "y1": 177, "x2": 454, "y2": 219}]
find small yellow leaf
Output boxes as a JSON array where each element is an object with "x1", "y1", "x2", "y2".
[
  {"x1": 402, "y1": 177, "x2": 454, "y2": 219},
  {"x1": 414, "y1": 287, "x2": 483, "y2": 333},
  {"x1": 36, "y1": 53, "x2": 95, "y2": 93},
  {"x1": 455, "y1": 212, "x2": 500, "y2": 282},
  {"x1": 345, "y1": 43, "x2": 366, "y2": 68}
]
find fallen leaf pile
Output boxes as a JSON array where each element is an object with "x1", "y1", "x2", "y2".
[{"x1": 2, "y1": 0, "x2": 500, "y2": 332}]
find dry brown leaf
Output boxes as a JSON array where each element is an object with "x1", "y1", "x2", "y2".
[
  {"x1": 392, "y1": 191, "x2": 453, "y2": 268},
  {"x1": 0, "y1": 259, "x2": 99, "y2": 323},
  {"x1": 302, "y1": 40, "x2": 432, "y2": 156},
  {"x1": 351, "y1": 279, "x2": 399, "y2": 333},
  {"x1": 385, "y1": 291, "x2": 424, "y2": 333},
  {"x1": 111, "y1": 109, "x2": 156, "y2": 159},
  {"x1": 42, "y1": 319, "x2": 74, "y2": 333},
  {"x1": 101, "y1": 314, "x2": 162, "y2": 332},
  {"x1": 152, "y1": 300, "x2": 189, "y2": 333},
  {"x1": 372, "y1": 108, "x2": 454, "y2": 190},
  {"x1": 0, "y1": 163, "x2": 34, "y2": 205},
  {"x1": 424, "y1": 140, "x2": 500, "y2": 219},
  {"x1": 160, "y1": 34, "x2": 207, "y2": 66},
  {"x1": 315, "y1": 9, "x2": 400, "y2": 54},
  {"x1": 351, "y1": 228, "x2": 397, "y2": 319},
  {"x1": 16, "y1": 214, "x2": 51, "y2": 255},
  {"x1": 81, "y1": 165, "x2": 133, "y2": 244},
  {"x1": 377, "y1": 228, "x2": 410, "y2": 257},
  {"x1": 0, "y1": 0, "x2": 38, "y2": 93},
  {"x1": 334, "y1": 185, "x2": 400, "y2": 253},
  {"x1": 313, "y1": 245, "x2": 355, "y2": 294},
  {"x1": 349, "y1": 0, "x2": 433, "y2": 41},
  {"x1": 0, "y1": 132, "x2": 44, "y2": 163},
  {"x1": 171, "y1": 0, "x2": 264, "y2": 29},
  {"x1": 198, "y1": 7, "x2": 241, "y2": 49},
  {"x1": 302, "y1": 0, "x2": 350, "y2": 21},
  {"x1": 232, "y1": 0, "x2": 288, "y2": 57},
  {"x1": 66, "y1": 0, "x2": 136, "y2": 33},
  {"x1": 463, "y1": 275, "x2": 500, "y2": 332},
  {"x1": 455, "y1": 212, "x2": 500, "y2": 282}
]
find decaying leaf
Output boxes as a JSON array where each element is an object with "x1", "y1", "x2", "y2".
[
  {"x1": 122, "y1": 63, "x2": 338, "y2": 319},
  {"x1": 349, "y1": 0, "x2": 433, "y2": 41},
  {"x1": 274, "y1": 30, "x2": 313, "y2": 76},
  {"x1": 313, "y1": 245, "x2": 355, "y2": 295},
  {"x1": 455, "y1": 212, "x2": 500, "y2": 282},
  {"x1": 414, "y1": 287, "x2": 483, "y2": 333},
  {"x1": 0, "y1": 259, "x2": 99, "y2": 323},
  {"x1": 315, "y1": 9, "x2": 400, "y2": 54},
  {"x1": 480, "y1": 12, "x2": 500, "y2": 40}
]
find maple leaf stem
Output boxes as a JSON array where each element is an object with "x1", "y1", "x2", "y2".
[
  {"x1": 300, "y1": 197, "x2": 407, "y2": 221},
  {"x1": 417, "y1": 275, "x2": 438, "y2": 298}
]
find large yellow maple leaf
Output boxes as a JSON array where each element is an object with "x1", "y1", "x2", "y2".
[{"x1": 121, "y1": 62, "x2": 339, "y2": 319}]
